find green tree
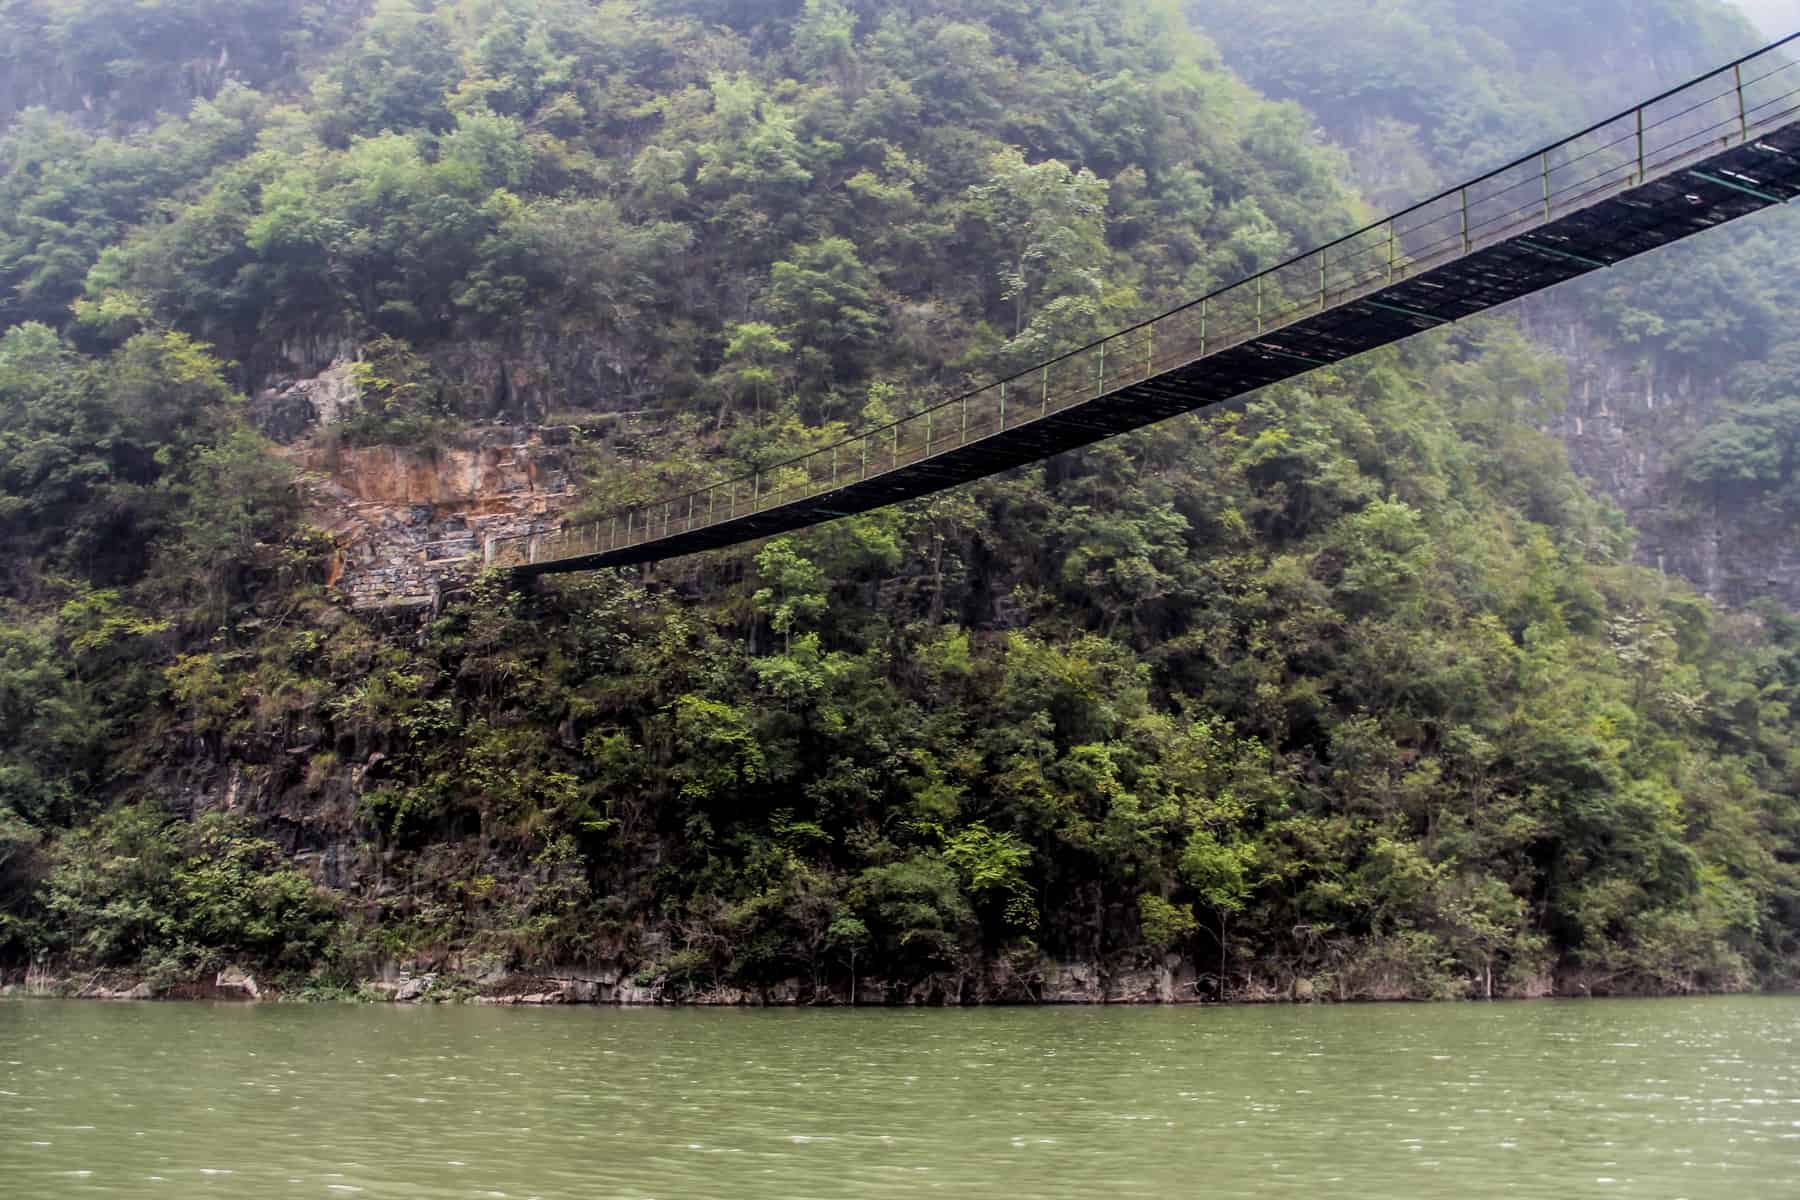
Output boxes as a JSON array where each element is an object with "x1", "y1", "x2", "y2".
[
  {"x1": 967, "y1": 147, "x2": 1110, "y2": 339},
  {"x1": 752, "y1": 538, "x2": 828, "y2": 651},
  {"x1": 768, "y1": 237, "x2": 884, "y2": 392}
]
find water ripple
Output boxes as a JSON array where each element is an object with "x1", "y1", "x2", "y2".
[{"x1": 1, "y1": 997, "x2": 1798, "y2": 1198}]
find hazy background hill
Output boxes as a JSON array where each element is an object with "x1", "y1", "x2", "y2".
[{"x1": 1742, "y1": 0, "x2": 1798, "y2": 36}]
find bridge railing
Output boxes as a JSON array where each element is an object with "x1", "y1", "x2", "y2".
[{"x1": 489, "y1": 33, "x2": 1800, "y2": 571}]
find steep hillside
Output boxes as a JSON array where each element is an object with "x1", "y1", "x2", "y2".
[
  {"x1": 1194, "y1": 0, "x2": 1800, "y2": 609},
  {"x1": 3, "y1": 0, "x2": 1799, "y2": 1004}
]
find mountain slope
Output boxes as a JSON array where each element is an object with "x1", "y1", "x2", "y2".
[
  {"x1": 1192, "y1": 0, "x2": 1800, "y2": 608},
  {"x1": 1, "y1": 0, "x2": 1798, "y2": 1002}
]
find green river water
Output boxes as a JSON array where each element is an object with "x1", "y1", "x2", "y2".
[{"x1": 1, "y1": 996, "x2": 1797, "y2": 1198}]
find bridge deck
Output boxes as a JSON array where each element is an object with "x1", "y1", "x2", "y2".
[{"x1": 495, "y1": 35, "x2": 1800, "y2": 577}]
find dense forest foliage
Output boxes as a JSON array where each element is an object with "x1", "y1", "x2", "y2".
[
  {"x1": 2, "y1": 0, "x2": 1799, "y2": 1002},
  {"x1": 1196, "y1": 0, "x2": 1800, "y2": 533}
]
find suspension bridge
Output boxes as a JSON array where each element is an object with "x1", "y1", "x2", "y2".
[{"x1": 491, "y1": 33, "x2": 1800, "y2": 578}]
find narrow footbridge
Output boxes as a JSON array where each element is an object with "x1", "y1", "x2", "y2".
[{"x1": 493, "y1": 34, "x2": 1800, "y2": 577}]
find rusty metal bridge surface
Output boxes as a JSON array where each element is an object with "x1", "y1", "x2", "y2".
[{"x1": 493, "y1": 34, "x2": 1800, "y2": 578}]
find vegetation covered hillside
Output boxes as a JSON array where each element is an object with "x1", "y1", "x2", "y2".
[
  {"x1": 2, "y1": 0, "x2": 1799, "y2": 1002},
  {"x1": 1195, "y1": 0, "x2": 1800, "y2": 607}
]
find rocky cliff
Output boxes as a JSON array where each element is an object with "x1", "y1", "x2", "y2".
[
  {"x1": 256, "y1": 361, "x2": 580, "y2": 612},
  {"x1": 1519, "y1": 292, "x2": 1800, "y2": 609}
]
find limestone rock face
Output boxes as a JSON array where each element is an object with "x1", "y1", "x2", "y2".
[
  {"x1": 1106, "y1": 964, "x2": 1175, "y2": 1004},
  {"x1": 1038, "y1": 961, "x2": 1104, "y2": 1004},
  {"x1": 215, "y1": 966, "x2": 261, "y2": 1000},
  {"x1": 253, "y1": 360, "x2": 360, "y2": 443},
  {"x1": 281, "y1": 419, "x2": 580, "y2": 613},
  {"x1": 76, "y1": 977, "x2": 155, "y2": 1001},
  {"x1": 392, "y1": 974, "x2": 436, "y2": 1003},
  {"x1": 756, "y1": 979, "x2": 803, "y2": 1005},
  {"x1": 1522, "y1": 292, "x2": 1800, "y2": 610}
]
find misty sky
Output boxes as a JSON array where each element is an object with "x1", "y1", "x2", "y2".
[{"x1": 1740, "y1": 0, "x2": 1799, "y2": 36}]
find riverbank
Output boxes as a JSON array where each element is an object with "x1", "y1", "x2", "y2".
[
  {"x1": 8, "y1": 956, "x2": 1716, "y2": 1006},
  {"x1": 3, "y1": 959, "x2": 1203, "y2": 1006}
]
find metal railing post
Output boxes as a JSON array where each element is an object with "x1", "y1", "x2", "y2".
[
  {"x1": 999, "y1": 381, "x2": 1007, "y2": 430},
  {"x1": 1637, "y1": 107, "x2": 1646, "y2": 180},
  {"x1": 1256, "y1": 274, "x2": 1265, "y2": 334},
  {"x1": 1387, "y1": 222, "x2": 1396, "y2": 284},
  {"x1": 1460, "y1": 186, "x2": 1471, "y2": 253},
  {"x1": 831, "y1": 444, "x2": 838, "y2": 485},
  {"x1": 626, "y1": 509, "x2": 633, "y2": 543},
  {"x1": 1736, "y1": 63, "x2": 1748, "y2": 141},
  {"x1": 860, "y1": 434, "x2": 868, "y2": 479},
  {"x1": 1541, "y1": 150, "x2": 1551, "y2": 218},
  {"x1": 892, "y1": 421, "x2": 899, "y2": 466},
  {"x1": 925, "y1": 409, "x2": 933, "y2": 453},
  {"x1": 1040, "y1": 364, "x2": 1049, "y2": 415},
  {"x1": 961, "y1": 394, "x2": 969, "y2": 443},
  {"x1": 1146, "y1": 323, "x2": 1154, "y2": 376},
  {"x1": 753, "y1": 472, "x2": 761, "y2": 508},
  {"x1": 1097, "y1": 341, "x2": 1105, "y2": 398},
  {"x1": 1201, "y1": 297, "x2": 1208, "y2": 354},
  {"x1": 1319, "y1": 248, "x2": 1327, "y2": 311}
]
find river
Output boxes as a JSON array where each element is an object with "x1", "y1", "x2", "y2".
[{"x1": 1, "y1": 996, "x2": 1796, "y2": 1198}]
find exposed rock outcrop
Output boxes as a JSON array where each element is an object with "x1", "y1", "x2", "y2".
[
  {"x1": 215, "y1": 966, "x2": 261, "y2": 999},
  {"x1": 287, "y1": 427, "x2": 579, "y2": 611},
  {"x1": 1520, "y1": 292, "x2": 1800, "y2": 608},
  {"x1": 252, "y1": 359, "x2": 361, "y2": 443}
]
